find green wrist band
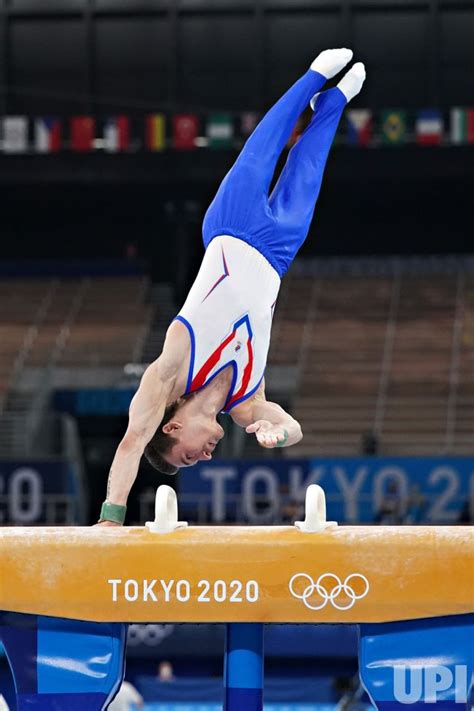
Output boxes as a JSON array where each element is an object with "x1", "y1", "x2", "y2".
[
  {"x1": 99, "y1": 501, "x2": 127, "y2": 524},
  {"x1": 276, "y1": 429, "x2": 289, "y2": 447}
]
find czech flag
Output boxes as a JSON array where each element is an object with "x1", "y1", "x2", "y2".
[
  {"x1": 346, "y1": 109, "x2": 372, "y2": 146},
  {"x1": 35, "y1": 117, "x2": 61, "y2": 153}
]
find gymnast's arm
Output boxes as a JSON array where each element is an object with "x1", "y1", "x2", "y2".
[
  {"x1": 230, "y1": 380, "x2": 303, "y2": 448},
  {"x1": 96, "y1": 328, "x2": 185, "y2": 525}
]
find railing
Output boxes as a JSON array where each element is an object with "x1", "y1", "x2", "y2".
[
  {"x1": 2, "y1": 279, "x2": 59, "y2": 410},
  {"x1": 445, "y1": 271, "x2": 465, "y2": 451},
  {"x1": 296, "y1": 276, "x2": 321, "y2": 388},
  {"x1": 140, "y1": 282, "x2": 177, "y2": 364},
  {"x1": 60, "y1": 413, "x2": 89, "y2": 524},
  {"x1": 0, "y1": 278, "x2": 88, "y2": 456},
  {"x1": 373, "y1": 266, "x2": 401, "y2": 435}
]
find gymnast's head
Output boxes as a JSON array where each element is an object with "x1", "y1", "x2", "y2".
[{"x1": 144, "y1": 395, "x2": 224, "y2": 474}]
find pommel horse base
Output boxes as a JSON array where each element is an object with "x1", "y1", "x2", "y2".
[{"x1": 0, "y1": 485, "x2": 472, "y2": 710}]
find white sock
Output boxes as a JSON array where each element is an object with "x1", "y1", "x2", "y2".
[
  {"x1": 337, "y1": 62, "x2": 366, "y2": 102},
  {"x1": 310, "y1": 48, "x2": 353, "y2": 79}
]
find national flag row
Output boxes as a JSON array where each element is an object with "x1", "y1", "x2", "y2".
[
  {"x1": 344, "y1": 108, "x2": 474, "y2": 146},
  {"x1": 1, "y1": 108, "x2": 474, "y2": 153},
  {"x1": 0, "y1": 113, "x2": 256, "y2": 153}
]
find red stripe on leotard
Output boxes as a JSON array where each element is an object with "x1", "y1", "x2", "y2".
[{"x1": 190, "y1": 329, "x2": 237, "y2": 391}]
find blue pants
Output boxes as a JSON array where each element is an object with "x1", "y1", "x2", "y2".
[{"x1": 203, "y1": 69, "x2": 347, "y2": 277}]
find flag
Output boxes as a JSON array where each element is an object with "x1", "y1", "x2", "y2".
[
  {"x1": 346, "y1": 109, "x2": 373, "y2": 146},
  {"x1": 70, "y1": 116, "x2": 95, "y2": 152},
  {"x1": 146, "y1": 114, "x2": 165, "y2": 151},
  {"x1": 172, "y1": 114, "x2": 199, "y2": 150},
  {"x1": 415, "y1": 109, "x2": 443, "y2": 146},
  {"x1": 103, "y1": 116, "x2": 130, "y2": 153},
  {"x1": 240, "y1": 112, "x2": 259, "y2": 137},
  {"x1": 35, "y1": 117, "x2": 61, "y2": 153},
  {"x1": 207, "y1": 113, "x2": 233, "y2": 148},
  {"x1": 380, "y1": 110, "x2": 407, "y2": 145},
  {"x1": 2, "y1": 116, "x2": 28, "y2": 153},
  {"x1": 450, "y1": 108, "x2": 474, "y2": 145}
]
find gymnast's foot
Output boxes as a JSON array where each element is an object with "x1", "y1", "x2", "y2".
[
  {"x1": 310, "y1": 62, "x2": 366, "y2": 110},
  {"x1": 336, "y1": 62, "x2": 366, "y2": 102},
  {"x1": 310, "y1": 48, "x2": 353, "y2": 79}
]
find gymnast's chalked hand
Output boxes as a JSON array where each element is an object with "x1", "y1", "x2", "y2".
[{"x1": 245, "y1": 420, "x2": 287, "y2": 448}]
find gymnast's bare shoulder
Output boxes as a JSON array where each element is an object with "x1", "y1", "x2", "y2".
[
  {"x1": 114, "y1": 321, "x2": 191, "y2": 449},
  {"x1": 152, "y1": 319, "x2": 191, "y2": 396}
]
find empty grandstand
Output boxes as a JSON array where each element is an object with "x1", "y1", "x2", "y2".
[{"x1": 0, "y1": 257, "x2": 472, "y2": 460}]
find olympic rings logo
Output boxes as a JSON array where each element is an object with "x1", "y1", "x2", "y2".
[{"x1": 289, "y1": 572, "x2": 370, "y2": 611}]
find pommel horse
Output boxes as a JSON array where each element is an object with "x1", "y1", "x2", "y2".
[{"x1": 0, "y1": 485, "x2": 472, "y2": 710}]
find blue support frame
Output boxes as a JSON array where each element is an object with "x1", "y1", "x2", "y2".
[
  {"x1": 1, "y1": 613, "x2": 473, "y2": 710},
  {"x1": 0, "y1": 612, "x2": 127, "y2": 710},
  {"x1": 359, "y1": 614, "x2": 474, "y2": 711},
  {"x1": 224, "y1": 623, "x2": 264, "y2": 711}
]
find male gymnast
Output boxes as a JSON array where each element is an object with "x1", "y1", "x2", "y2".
[{"x1": 98, "y1": 49, "x2": 366, "y2": 525}]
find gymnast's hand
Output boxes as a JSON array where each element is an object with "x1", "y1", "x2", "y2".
[
  {"x1": 94, "y1": 520, "x2": 122, "y2": 527},
  {"x1": 245, "y1": 420, "x2": 288, "y2": 448}
]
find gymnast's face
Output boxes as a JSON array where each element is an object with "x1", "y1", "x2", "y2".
[{"x1": 162, "y1": 412, "x2": 224, "y2": 468}]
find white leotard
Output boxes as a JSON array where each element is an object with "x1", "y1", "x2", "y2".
[{"x1": 175, "y1": 235, "x2": 281, "y2": 411}]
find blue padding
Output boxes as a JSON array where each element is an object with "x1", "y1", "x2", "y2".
[
  {"x1": 17, "y1": 691, "x2": 108, "y2": 710},
  {"x1": 225, "y1": 624, "x2": 263, "y2": 690},
  {"x1": 37, "y1": 616, "x2": 126, "y2": 695},
  {"x1": 0, "y1": 612, "x2": 38, "y2": 694},
  {"x1": 360, "y1": 614, "x2": 474, "y2": 706},
  {"x1": 224, "y1": 686, "x2": 263, "y2": 711}
]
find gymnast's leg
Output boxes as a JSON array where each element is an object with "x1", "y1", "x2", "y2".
[
  {"x1": 269, "y1": 63, "x2": 366, "y2": 262},
  {"x1": 202, "y1": 49, "x2": 354, "y2": 246}
]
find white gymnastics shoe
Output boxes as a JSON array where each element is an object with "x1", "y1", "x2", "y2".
[{"x1": 310, "y1": 48, "x2": 353, "y2": 79}]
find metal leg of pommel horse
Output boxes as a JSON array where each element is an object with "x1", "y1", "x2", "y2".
[
  {"x1": 359, "y1": 614, "x2": 474, "y2": 711},
  {"x1": 0, "y1": 611, "x2": 127, "y2": 710},
  {"x1": 224, "y1": 623, "x2": 264, "y2": 711}
]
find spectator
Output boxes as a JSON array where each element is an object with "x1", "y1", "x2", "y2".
[
  {"x1": 280, "y1": 483, "x2": 301, "y2": 524},
  {"x1": 361, "y1": 431, "x2": 379, "y2": 456},
  {"x1": 404, "y1": 484, "x2": 426, "y2": 523},
  {"x1": 157, "y1": 660, "x2": 175, "y2": 682},
  {"x1": 108, "y1": 680, "x2": 144, "y2": 711},
  {"x1": 374, "y1": 481, "x2": 402, "y2": 524},
  {"x1": 457, "y1": 498, "x2": 473, "y2": 524},
  {"x1": 334, "y1": 674, "x2": 367, "y2": 711}
]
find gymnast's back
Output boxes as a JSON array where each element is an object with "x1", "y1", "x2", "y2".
[{"x1": 173, "y1": 235, "x2": 281, "y2": 410}]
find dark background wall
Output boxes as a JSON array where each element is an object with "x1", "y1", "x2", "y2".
[
  {"x1": 1, "y1": 0, "x2": 473, "y2": 114},
  {"x1": 0, "y1": 0, "x2": 472, "y2": 277}
]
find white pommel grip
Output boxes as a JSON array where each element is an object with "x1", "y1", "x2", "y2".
[
  {"x1": 145, "y1": 485, "x2": 188, "y2": 534},
  {"x1": 295, "y1": 484, "x2": 338, "y2": 533}
]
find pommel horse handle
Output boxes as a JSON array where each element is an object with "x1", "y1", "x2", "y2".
[
  {"x1": 294, "y1": 483, "x2": 338, "y2": 533},
  {"x1": 146, "y1": 483, "x2": 337, "y2": 533},
  {"x1": 145, "y1": 485, "x2": 188, "y2": 534}
]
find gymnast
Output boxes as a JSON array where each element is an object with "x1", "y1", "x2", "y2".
[{"x1": 98, "y1": 49, "x2": 366, "y2": 525}]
